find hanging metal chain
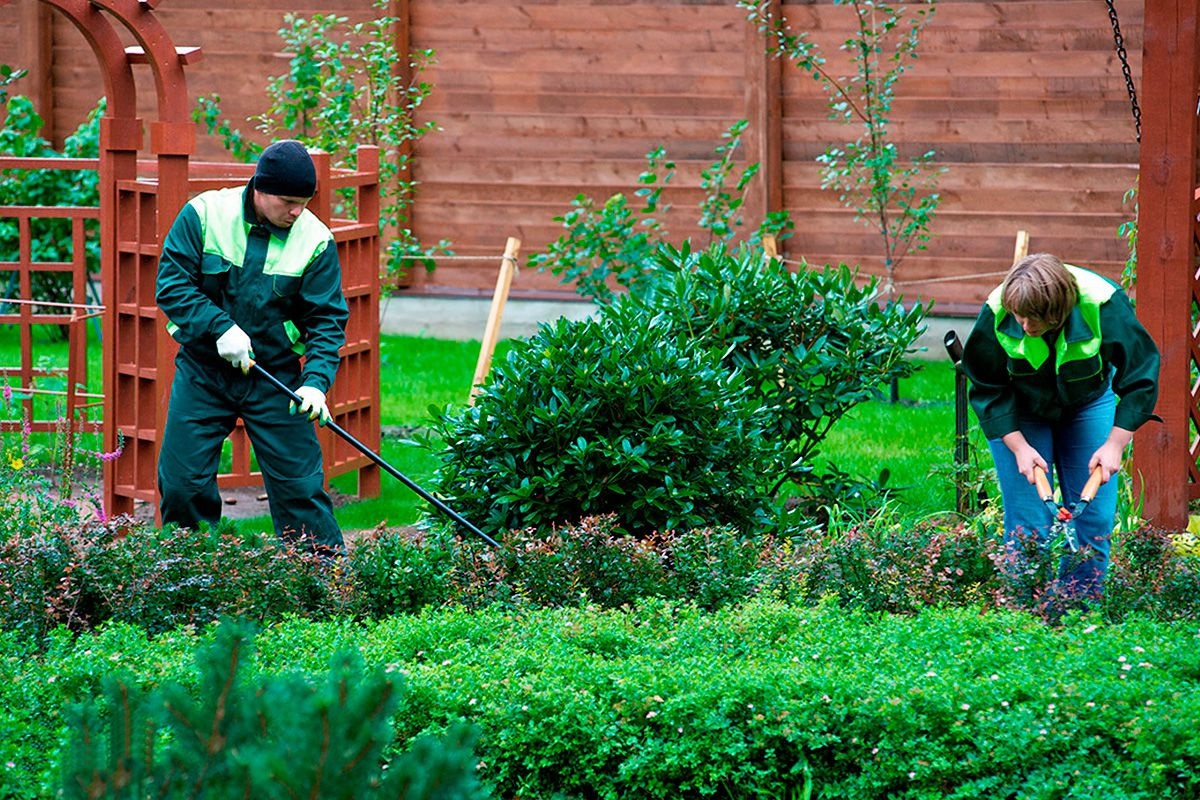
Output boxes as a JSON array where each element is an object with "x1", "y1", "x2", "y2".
[{"x1": 1105, "y1": 0, "x2": 1141, "y2": 143}]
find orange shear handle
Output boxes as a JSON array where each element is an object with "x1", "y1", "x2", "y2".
[{"x1": 1032, "y1": 464, "x2": 1104, "y2": 505}]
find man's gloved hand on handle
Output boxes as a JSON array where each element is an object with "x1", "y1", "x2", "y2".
[
  {"x1": 291, "y1": 385, "x2": 332, "y2": 426},
  {"x1": 215, "y1": 324, "x2": 254, "y2": 374}
]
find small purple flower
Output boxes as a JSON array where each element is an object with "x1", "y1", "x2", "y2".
[{"x1": 2, "y1": 383, "x2": 10, "y2": 403}]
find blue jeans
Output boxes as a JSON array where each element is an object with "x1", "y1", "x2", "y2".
[{"x1": 987, "y1": 387, "x2": 1118, "y2": 600}]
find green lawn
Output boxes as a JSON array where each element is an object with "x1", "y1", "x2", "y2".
[{"x1": 820, "y1": 359, "x2": 983, "y2": 517}]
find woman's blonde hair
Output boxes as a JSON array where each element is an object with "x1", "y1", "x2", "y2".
[{"x1": 1000, "y1": 253, "x2": 1078, "y2": 331}]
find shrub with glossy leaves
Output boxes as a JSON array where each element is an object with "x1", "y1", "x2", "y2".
[
  {"x1": 425, "y1": 304, "x2": 781, "y2": 538},
  {"x1": 348, "y1": 525, "x2": 454, "y2": 616},
  {"x1": 619, "y1": 243, "x2": 925, "y2": 506}
]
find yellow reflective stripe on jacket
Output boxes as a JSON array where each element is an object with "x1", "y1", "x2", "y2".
[
  {"x1": 986, "y1": 265, "x2": 1118, "y2": 372},
  {"x1": 188, "y1": 186, "x2": 330, "y2": 276}
]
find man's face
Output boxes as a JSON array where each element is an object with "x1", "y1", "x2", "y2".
[{"x1": 253, "y1": 190, "x2": 311, "y2": 228}]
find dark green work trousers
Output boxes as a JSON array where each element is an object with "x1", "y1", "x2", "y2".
[{"x1": 158, "y1": 350, "x2": 344, "y2": 550}]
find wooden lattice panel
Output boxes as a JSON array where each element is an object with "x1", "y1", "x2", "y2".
[
  {"x1": 311, "y1": 147, "x2": 382, "y2": 500},
  {"x1": 109, "y1": 178, "x2": 166, "y2": 510},
  {"x1": 0, "y1": 202, "x2": 100, "y2": 437}
]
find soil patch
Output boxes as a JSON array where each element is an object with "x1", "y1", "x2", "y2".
[{"x1": 126, "y1": 482, "x2": 360, "y2": 523}]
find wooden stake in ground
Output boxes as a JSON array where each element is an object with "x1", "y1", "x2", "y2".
[
  {"x1": 470, "y1": 236, "x2": 521, "y2": 403},
  {"x1": 762, "y1": 234, "x2": 778, "y2": 262},
  {"x1": 1012, "y1": 229, "x2": 1030, "y2": 263}
]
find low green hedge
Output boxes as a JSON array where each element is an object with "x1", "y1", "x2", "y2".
[{"x1": 3, "y1": 601, "x2": 1199, "y2": 799}]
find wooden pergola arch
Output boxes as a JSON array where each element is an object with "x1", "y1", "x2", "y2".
[{"x1": 32, "y1": 0, "x2": 195, "y2": 518}]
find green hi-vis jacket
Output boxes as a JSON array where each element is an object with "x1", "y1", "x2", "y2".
[
  {"x1": 155, "y1": 185, "x2": 349, "y2": 394},
  {"x1": 961, "y1": 265, "x2": 1160, "y2": 440}
]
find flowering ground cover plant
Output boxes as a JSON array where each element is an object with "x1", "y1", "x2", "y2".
[{"x1": 1, "y1": 383, "x2": 119, "y2": 528}]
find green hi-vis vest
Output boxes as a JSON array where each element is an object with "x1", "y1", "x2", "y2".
[
  {"x1": 192, "y1": 186, "x2": 330, "y2": 279},
  {"x1": 167, "y1": 186, "x2": 331, "y2": 352},
  {"x1": 986, "y1": 265, "x2": 1118, "y2": 372}
]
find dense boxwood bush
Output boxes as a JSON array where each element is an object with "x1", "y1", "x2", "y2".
[
  {"x1": 618, "y1": 243, "x2": 926, "y2": 502},
  {"x1": 266, "y1": 602, "x2": 1200, "y2": 799},
  {"x1": 7, "y1": 603, "x2": 1200, "y2": 799},
  {"x1": 425, "y1": 302, "x2": 782, "y2": 537}
]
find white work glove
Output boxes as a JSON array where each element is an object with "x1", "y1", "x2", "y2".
[
  {"x1": 215, "y1": 324, "x2": 254, "y2": 374},
  {"x1": 290, "y1": 385, "x2": 331, "y2": 426}
]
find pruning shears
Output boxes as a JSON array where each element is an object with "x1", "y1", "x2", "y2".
[{"x1": 1033, "y1": 465, "x2": 1103, "y2": 553}]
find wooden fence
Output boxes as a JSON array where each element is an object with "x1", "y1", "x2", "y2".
[{"x1": 0, "y1": 0, "x2": 1144, "y2": 315}]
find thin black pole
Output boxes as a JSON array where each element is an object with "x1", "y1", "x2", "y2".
[
  {"x1": 251, "y1": 363, "x2": 500, "y2": 548},
  {"x1": 943, "y1": 330, "x2": 971, "y2": 515}
]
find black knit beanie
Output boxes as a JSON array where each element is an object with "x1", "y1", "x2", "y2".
[{"x1": 253, "y1": 140, "x2": 317, "y2": 197}]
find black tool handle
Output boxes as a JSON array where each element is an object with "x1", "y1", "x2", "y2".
[{"x1": 251, "y1": 363, "x2": 500, "y2": 548}]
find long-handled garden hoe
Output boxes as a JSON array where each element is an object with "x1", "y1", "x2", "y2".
[{"x1": 251, "y1": 362, "x2": 500, "y2": 548}]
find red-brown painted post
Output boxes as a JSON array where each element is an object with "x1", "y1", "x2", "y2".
[
  {"x1": 1132, "y1": 0, "x2": 1200, "y2": 529},
  {"x1": 352, "y1": 144, "x2": 383, "y2": 500},
  {"x1": 309, "y1": 149, "x2": 334, "y2": 226}
]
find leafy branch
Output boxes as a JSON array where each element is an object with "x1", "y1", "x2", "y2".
[
  {"x1": 741, "y1": 0, "x2": 944, "y2": 301},
  {"x1": 531, "y1": 119, "x2": 793, "y2": 303}
]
